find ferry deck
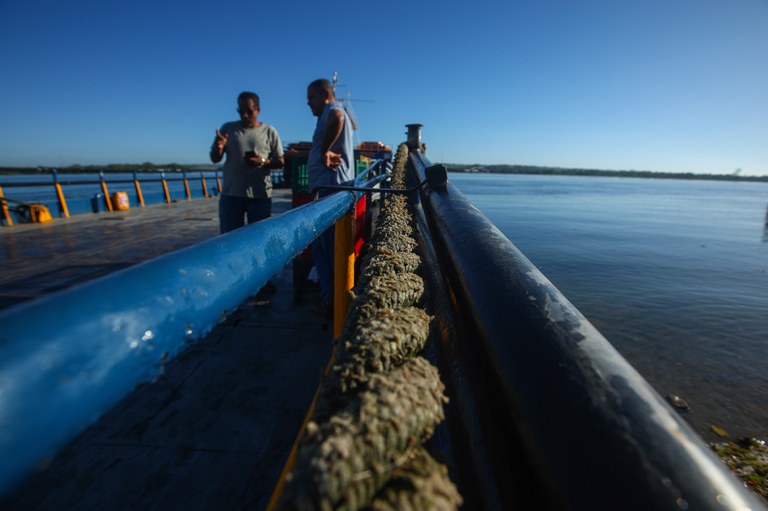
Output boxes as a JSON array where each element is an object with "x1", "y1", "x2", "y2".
[{"x1": 1, "y1": 188, "x2": 332, "y2": 509}]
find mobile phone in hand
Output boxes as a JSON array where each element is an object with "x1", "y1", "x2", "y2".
[{"x1": 244, "y1": 150, "x2": 256, "y2": 158}]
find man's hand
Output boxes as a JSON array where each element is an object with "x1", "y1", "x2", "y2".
[
  {"x1": 214, "y1": 129, "x2": 228, "y2": 151},
  {"x1": 324, "y1": 150, "x2": 342, "y2": 171},
  {"x1": 244, "y1": 153, "x2": 268, "y2": 168},
  {"x1": 210, "y1": 129, "x2": 229, "y2": 163}
]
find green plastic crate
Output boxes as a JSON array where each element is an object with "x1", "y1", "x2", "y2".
[
  {"x1": 355, "y1": 159, "x2": 368, "y2": 176},
  {"x1": 292, "y1": 157, "x2": 367, "y2": 192},
  {"x1": 291, "y1": 158, "x2": 309, "y2": 193}
]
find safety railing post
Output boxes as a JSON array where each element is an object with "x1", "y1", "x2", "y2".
[
  {"x1": 200, "y1": 171, "x2": 209, "y2": 198},
  {"x1": 133, "y1": 172, "x2": 145, "y2": 207},
  {"x1": 0, "y1": 186, "x2": 12, "y2": 226},
  {"x1": 52, "y1": 169, "x2": 69, "y2": 218},
  {"x1": 182, "y1": 170, "x2": 191, "y2": 200},
  {"x1": 160, "y1": 172, "x2": 171, "y2": 204},
  {"x1": 333, "y1": 210, "x2": 355, "y2": 339},
  {"x1": 215, "y1": 169, "x2": 222, "y2": 195},
  {"x1": 99, "y1": 171, "x2": 113, "y2": 212}
]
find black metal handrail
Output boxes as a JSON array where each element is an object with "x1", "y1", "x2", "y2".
[{"x1": 407, "y1": 141, "x2": 765, "y2": 510}]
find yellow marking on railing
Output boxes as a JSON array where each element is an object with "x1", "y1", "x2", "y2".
[
  {"x1": 0, "y1": 187, "x2": 13, "y2": 226},
  {"x1": 333, "y1": 211, "x2": 355, "y2": 339},
  {"x1": 53, "y1": 183, "x2": 69, "y2": 218},
  {"x1": 200, "y1": 173, "x2": 209, "y2": 198}
]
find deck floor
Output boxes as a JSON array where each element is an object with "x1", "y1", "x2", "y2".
[{"x1": 0, "y1": 189, "x2": 334, "y2": 510}]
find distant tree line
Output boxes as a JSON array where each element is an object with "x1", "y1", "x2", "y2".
[
  {"x1": 441, "y1": 163, "x2": 768, "y2": 183},
  {"x1": 0, "y1": 163, "x2": 219, "y2": 175}
]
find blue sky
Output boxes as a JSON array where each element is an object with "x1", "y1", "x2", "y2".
[{"x1": 1, "y1": 0, "x2": 766, "y2": 175}]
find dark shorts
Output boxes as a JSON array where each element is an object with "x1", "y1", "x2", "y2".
[{"x1": 218, "y1": 195, "x2": 272, "y2": 234}]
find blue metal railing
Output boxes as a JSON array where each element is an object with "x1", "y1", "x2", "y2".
[
  {"x1": 0, "y1": 168, "x2": 287, "y2": 225},
  {"x1": 407, "y1": 147, "x2": 765, "y2": 510},
  {"x1": 0, "y1": 164, "x2": 387, "y2": 496}
]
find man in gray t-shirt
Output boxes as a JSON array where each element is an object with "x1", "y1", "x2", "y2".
[{"x1": 210, "y1": 91, "x2": 284, "y2": 234}]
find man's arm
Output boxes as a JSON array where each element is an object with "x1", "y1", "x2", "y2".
[
  {"x1": 321, "y1": 109, "x2": 345, "y2": 169},
  {"x1": 267, "y1": 156, "x2": 285, "y2": 169},
  {"x1": 210, "y1": 129, "x2": 227, "y2": 163}
]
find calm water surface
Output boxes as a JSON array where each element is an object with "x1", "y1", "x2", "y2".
[{"x1": 451, "y1": 172, "x2": 768, "y2": 440}]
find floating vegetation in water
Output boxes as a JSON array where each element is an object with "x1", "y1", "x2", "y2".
[
  {"x1": 711, "y1": 437, "x2": 768, "y2": 503},
  {"x1": 664, "y1": 394, "x2": 689, "y2": 411}
]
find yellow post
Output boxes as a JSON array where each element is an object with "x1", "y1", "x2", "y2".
[
  {"x1": 333, "y1": 211, "x2": 355, "y2": 338},
  {"x1": 161, "y1": 173, "x2": 171, "y2": 204},
  {"x1": 133, "y1": 172, "x2": 145, "y2": 207},
  {"x1": 54, "y1": 183, "x2": 69, "y2": 218},
  {"x1": 0, "y1": 186, "x2": 13, "y2": 226},
  {"x1": 99, "y1": 172, "x2": 113, "y2": 212},
  {"x1": 200, "y1": 171, "x2": 209, "y2": 198},
  {"x1": 183, "y1": 171, "x2": 191, "y2": 200},
  {"x1": 52, "y1": 170, "x2": 69, "y2": 218}
]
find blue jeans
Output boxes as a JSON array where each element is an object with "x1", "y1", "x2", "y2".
[
  {"x1": 311, "y1": 189, "x2": 338, "y2": 300},
  {"x1": 219, "y1": 195, "x2": 272, "y2": 234},
  {"x1": 312, "y1": 225, "x2": 335, "y2": 300}
]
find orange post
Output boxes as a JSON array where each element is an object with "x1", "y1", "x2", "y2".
[
  {"x1": 0, "y1": 187, "x2": 13, "y2": 226},
  {"x1": 215, "y1": 170, "x2": 222, "y2": 195},
  {"x1": 52, "y1": 170, "x2": 69, "y2": 218},
  {"x1": 333, "y1": 210, "x2": 355, "y2": 338},
  {"x1": 99, "y1": 171, "x2": 113, "y2": 212},
  {"x1": 182, "y1": 171, "x2": 191, "y2": 200},
  {"x1": 200, "y1": 171, "x2": 209, "y2": 198},
  {"x1": 161, "y1": 173, "x2": 171, "y2": 204},
  {"x1": 133, "y1": 172, "x2": 145, "y2": 207},
  {"x1": 54, "y1": 183, "x2": 69, "y2": 218}
]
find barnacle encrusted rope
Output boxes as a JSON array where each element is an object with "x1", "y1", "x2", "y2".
[{"x1": 278, "y1": 144, "x2": 462, "y2": 510}]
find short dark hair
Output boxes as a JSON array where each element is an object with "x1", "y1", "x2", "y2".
[
  {"x1": 237, "y1": 91, "x2": 260, "y2": 109},
  {"x1": 308, "y1": 79, "x2": 335, "y2": 99}
]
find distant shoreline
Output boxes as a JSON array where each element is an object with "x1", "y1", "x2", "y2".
[
  {"x1": 2, "y1": 163, "x2": 767, "y2": 183},
  {"x1": 444, "y1": 164, "x2": 768, "y2": 183}
]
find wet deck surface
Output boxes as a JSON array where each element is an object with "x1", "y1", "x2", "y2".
[{"x1": 0, "y1": 189, "x2": 334, "y2": 510}]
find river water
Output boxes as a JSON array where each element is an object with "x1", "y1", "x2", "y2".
[{"x1": 450, "y1": 172, "x2": 768, "y2": 440}]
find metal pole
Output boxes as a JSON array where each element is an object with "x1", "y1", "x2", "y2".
[
  {"x1": 133, "y1": 171, "x2": 145, "y2": 207},
  {"x1": 52, "y1": 169, "x2": 69, "y2": 218},
  {"x1": 160, "y1": 171, "x2": 171, "y2": 204},
  {"x1": 99, "y1": 171, "x2": 113, "y2": 212},
  {"x1": 333, "y1": 210, "x2": 355, "y2": 338},
  {"x1": 182, "y1": 170, "x2": 191, "y2": 200}
]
